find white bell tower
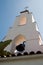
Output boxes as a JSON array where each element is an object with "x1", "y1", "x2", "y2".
[{"x1": 4, "y1": 9, "x2": 43, "y2": 54}]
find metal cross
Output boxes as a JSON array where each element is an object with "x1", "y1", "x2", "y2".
[{"x1": 24, "y1": 6, "x2": 28, "y2": 10}]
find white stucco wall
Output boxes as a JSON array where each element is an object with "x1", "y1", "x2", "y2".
[
  {"x1": 3, "y1": 12, "x2": 39, "y2": 41},
  {"x1": 3, "y1": 10, "x2": 43, "y2": 54}
]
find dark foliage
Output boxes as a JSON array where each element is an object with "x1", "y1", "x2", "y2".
[
  {"x1": 6, "y1": 55, "x2": 10, "y2": 57},
  {"x1": 11, "y1": 54, "x2": 15, "y2": 57},
  {"x1": 0, "y1": 40, "x2": 12, "y2": 55},
  {"x1": 1, "y1": 55, "x2": 4, "y2": 58}
]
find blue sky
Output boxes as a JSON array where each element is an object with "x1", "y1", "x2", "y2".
[{"x1": 0, "y1": 0, "x2": 43, "y2": 41}]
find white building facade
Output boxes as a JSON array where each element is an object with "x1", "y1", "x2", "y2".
[{"x1": 4, "y1": 10, "x2": 43, "y2": 54}]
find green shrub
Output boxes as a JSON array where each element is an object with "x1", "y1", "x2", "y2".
[{"x1": 0, "y1": 40, "x2": 12, "y2": 55}]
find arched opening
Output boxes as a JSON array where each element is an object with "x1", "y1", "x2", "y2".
[
  {"x1": 29, "y1": 51, "x2": 35, "y2": 55},
  {"x1": 36, "y1": 51, "x2": 42, "y2": 54},
  {"x1": 23, "y1": 52, "x2": 28, "y2": 55},
  {"x1": 17, "y1": 53, "x2": 22, "y2": 56},
  {"x1": 16, "y1": 43, "x2": 25, "y2": 52},
  {"x1": 14, "y1": 34, "x2": 26, "y2": 46},
  {"x1": 13, "y1": 34, "x2": 26, "y2": 53}
]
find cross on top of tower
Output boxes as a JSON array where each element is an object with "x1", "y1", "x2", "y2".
[{"x1": 24, "y1": 6, "x2": 28, "y2": 10}]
